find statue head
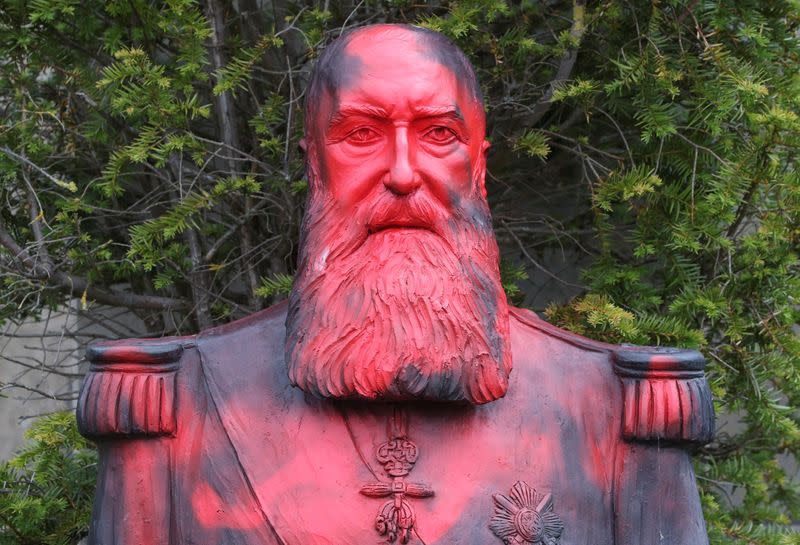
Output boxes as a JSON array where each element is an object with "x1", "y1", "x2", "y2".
[{"x1": 285, "y1": 24, "x2": 512, "y2": 404}]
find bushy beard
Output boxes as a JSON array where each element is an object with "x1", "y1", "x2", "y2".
[{"x1": 285, "y1": 161, "x2": 511, "y2": 404}]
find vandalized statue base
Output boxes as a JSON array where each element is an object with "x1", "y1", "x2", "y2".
[{"x1": 78, "y1": 24, "x2": 714, "y2": 545}]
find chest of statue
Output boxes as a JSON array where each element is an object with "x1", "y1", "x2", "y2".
[
  {"x1": 231, "y1": 394, "x2": 617, "y2": 545},
  {"x1": 80, "y1": 312, "x2": 712, "y2": 545}
]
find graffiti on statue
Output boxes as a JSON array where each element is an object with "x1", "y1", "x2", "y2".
[{"x1": 77, "y1": 23, "x2": 714, "y2": 545}]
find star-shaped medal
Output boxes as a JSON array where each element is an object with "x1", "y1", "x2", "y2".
[{"x1": 489, "y1": 481, "x2": 564, "y2": 545}]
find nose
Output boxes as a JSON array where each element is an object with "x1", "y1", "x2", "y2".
[{"x1": 384, "y1": 125, "x2": 421, "y2": 195}]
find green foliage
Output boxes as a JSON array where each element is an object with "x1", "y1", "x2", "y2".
[
  {"x1": 254, "y1": 272, "x2": 294, "y2": 298},
  {"x1": 542, "y1": 3, "x2": 800, "y2": 542},
  {"x1": 0, "y1": 412, "x2": 96, "y2": 545},
  {"x1": 592, "y1": 166, "x2": 663, "y2": 212},
  {"x1": 127, "y1": 175, "x2": 261, "y2": 272},
  {"x1": 500, "y1": 259, "x2": 529, "y2": 306},
  {"x1": 0, "y1": 1, "x2": 798, "y2": 543},
  {"x1": 513, "y1": 130, "x2": 551, "y2": 160},
  {"x1": 213, "y1": 34, "x2": 284, "y2": 96},
  {"x1": 547, "y1": 293, "x2": 707, "y2": 347}
]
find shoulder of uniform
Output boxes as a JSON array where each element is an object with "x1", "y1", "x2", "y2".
[
  {"x1": 509, "y1": 306, "x2": 619, "y2": 354},
  {"x1": 77, "y1": 336, "x2": 194, "y2": 439},
  {"x1": 612, "y1": 345, "x2": 715, "y2": 445}
]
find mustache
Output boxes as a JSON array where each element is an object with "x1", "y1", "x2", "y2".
[
  {"x1": 363, "y1": 190, "x2": 449, "y2": 235},
  {"x1": 300, "y1": 171, "x2": 485, "y2": 267}
]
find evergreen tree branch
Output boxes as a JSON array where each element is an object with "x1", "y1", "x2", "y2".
[
  {"x1": 0, "y1": 222, "x2": 189, "y2": 311},
  {"x1": 0, "y1": 510, "x2": 35, "y2": 545},
  {"x1": 0, "y1": 146, "x2": 71, "y2": 191},
  {"x1": 725, "y1": 178, "x2": 760, "y2": 239},
  {"x1": 676, "y1": 0, "x2": 701, "y2": 24},
  {"x1": 206, "y1": 0, "x2": 242, "y2": 159},
  {"x1": 184, "y1": 226, "x2": 213, "y2": 328},
  {"x1": 523, "y1": 0, "x2": 587, "y2": 127},
  {"x1": 500, "y1": 220, "x2": 586, "y2": 289}
]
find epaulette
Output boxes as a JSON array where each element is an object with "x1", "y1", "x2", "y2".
[
  {"x1": 77, "y1": 338, "x2": 188, "y2": 438},
  {"x1": 613, "y1": 346, "x2": 715, "y2": 445}
]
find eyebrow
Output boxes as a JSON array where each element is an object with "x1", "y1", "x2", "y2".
[
  {"x1": 411, "y1": 105, "x2": 464, "y2": 121},
  {"x1": 327, "y1": 104, "x2": 464, "y2": 129},
  {"x1": 328, "y1": 105, "x2": 389, "y2": 128}
]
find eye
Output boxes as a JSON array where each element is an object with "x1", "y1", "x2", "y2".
[
  {"x1": 423, "y1": 126, "x2": 458, "y2": 145},
  {"x1": 346, "y1": 127, "x2": 382, "y2": 145}
]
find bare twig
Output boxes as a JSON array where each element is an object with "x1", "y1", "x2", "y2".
[
  {"x1": 523, "y1": 0, "x2": 587, "y2": 126},
  {"x1": 0, "y1": 220, "x2": 189, "y2": 311},
  {"x1": 0, "y1": 146, "x2": 71, "y2": 191},
  {"x1": 500, "y1": 220, "x2": 586, "y2": 289}
]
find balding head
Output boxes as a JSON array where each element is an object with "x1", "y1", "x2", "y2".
[{"x1": 305, "y1": 24, "x2": 484, "y2": 141}]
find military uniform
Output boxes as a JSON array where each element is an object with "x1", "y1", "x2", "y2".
[{"x1": 78, "y1": 302, "x2": 713, "y2": 545}]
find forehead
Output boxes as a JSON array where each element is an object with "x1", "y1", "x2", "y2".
[{"x1": 329, "y1": 29, "x2": 471, "y2": 116}]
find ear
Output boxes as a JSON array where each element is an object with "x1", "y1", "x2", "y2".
[
  {"x1": 299, "y1": 138, "x2": 308, "y2": 154},
  {"x1": 476, "y1": 139, "x2": 490, "y2": 199}
]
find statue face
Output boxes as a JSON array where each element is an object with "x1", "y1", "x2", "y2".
[
  {"x1": 314, "y1": 26, "x2": 489, "y2": 215},
  {"x1": 286, "y1": 25, "x2": 511, "y2": 404}
]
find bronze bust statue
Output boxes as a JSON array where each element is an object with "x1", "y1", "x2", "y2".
[{"x1": 77, "y1": 24, "x2": 714, "y2": 545}]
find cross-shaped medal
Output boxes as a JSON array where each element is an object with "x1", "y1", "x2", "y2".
[{"x1": 360, "y1": 408, "x2": 434, "y2": 543}]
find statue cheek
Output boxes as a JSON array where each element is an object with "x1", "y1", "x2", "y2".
[
  {"x1": 430, "y1": 147, "x2": 475, "y2": 206},
  {"x1": 324, "y1": 147, "x2": 388, "y2": 206}
]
